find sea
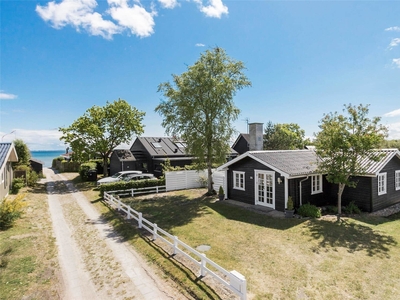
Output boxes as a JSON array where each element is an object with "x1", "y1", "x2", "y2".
[{"x1": 30, "y1": 150, "x2": 65, "y2": 168}]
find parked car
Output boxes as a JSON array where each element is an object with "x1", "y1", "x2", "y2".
[
  {"x1": 123, "y1": 173, "x2": 156, "y2": 182},
  {"x1": 97, "y1": 170, "x2": 142, "y2": 185}
]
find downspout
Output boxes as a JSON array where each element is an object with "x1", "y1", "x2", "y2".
[{"x1": 299, "y1": 176, "x2": 309, "y2": 206}]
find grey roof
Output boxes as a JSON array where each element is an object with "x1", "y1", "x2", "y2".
[
  {"x1": 231, "y1": 133, "x2": 250, "y2": 149},
  {"x1": 249, "y1": 150, "x2": 320, "y2": 177},
  {"x1": 218, "y1": 148, "x2": 400, "y2": 178},
  {"x1": 113, "y1": 149, "x2": 136, "y2": 161},
  {"x1": 218, "y1": 150, "x2": 319, "y2": 178},
  {"x1": 0, "y1": 143, "x2": 18, "y2": 169},
  {"x1": 358, "y1": 149, "x2": 400, "y2": 175}
]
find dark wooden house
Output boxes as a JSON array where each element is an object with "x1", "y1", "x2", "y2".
[
  {"x1": 217, "y1": 149, "x2": 400, "y2": 213},
  {"x1": 109, "y1": 149, "x2": 138, "y2": 176},
  {"x1": 29, "y1": 158, "x2": 43, "y2": 174}
]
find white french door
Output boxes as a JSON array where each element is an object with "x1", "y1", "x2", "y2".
[{"x1": 255, "y1": 170, "x2": 275, "y2": 209}]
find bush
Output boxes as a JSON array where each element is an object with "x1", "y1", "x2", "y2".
[
  {"x1": 324, "y1": 205, "x2": 338, "y2": 215},
  {"x1": 14, "y1": 165, "x2": 40, "y2": 187},
  {"x1": 11, "y1": 178, "x2": 25, "y2": 194},
  {"x1": 344, "y1": 201, "x2": 361, "y2": 214},
  {"x1": 0, "y1": 194, "x2": 27, "y2": 229},
  {"x1": 99, "y1": 178, "x2": 166, "y2": 196},
  {"x1": 79, "y1": 162, "x2": 97, "y2": 181},
  {"x1": 297, "y1": 203, "x2": 321, "y2": 218}
]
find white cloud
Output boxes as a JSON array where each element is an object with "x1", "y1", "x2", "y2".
[
  {"x1": 389, "y1": 38, "x2": 400, "y2": 49},
  {"x1": 194, "y1": 0, "x2": 228, "y2": 18},
  {"x1": 384, "y1": 108, "x2": 400, "y2": 117},
  {"x1": 387, "y1": 122, "x2": 400, "y2": 140},
  {"x1": 0, "y1": 129, "x2": 64, "y2": 150},
  {"x1": 385, "y1": 26, "x2": 400, "y2": 32},
  {"x1": 392, "y1": 58, "x2": 400, "y2": 68},
  {"x1": 195, "y1": 43, "x2": 205, "y2": 47},
  {"x1": 36, "y1": 0, "x2": 120, "y2": 39},
  {"x1": 0, "y1": 92, "x2": 17, "y2": 100},
  {"x1": 158, "y1": 0, "x2": 178, "y2": 9},
  {"x1": 108, "y1": 0, "x2": 156, "y2": 38}
]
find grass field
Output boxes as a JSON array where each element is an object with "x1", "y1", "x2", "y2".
[
  {"x1": 101, "y1": 188, "x2": 400, "y2": 300},
  {"x1": 0, "y1": 184, "x2": 61, "y2": 300}
]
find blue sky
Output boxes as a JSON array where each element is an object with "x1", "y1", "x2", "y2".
[{"x1": 1, "y1": 0, "x2": 400, "y2": 150}]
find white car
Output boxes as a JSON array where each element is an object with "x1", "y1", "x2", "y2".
[{"x1": 97, "y1": 170, "x2": 142, "y2": 185}]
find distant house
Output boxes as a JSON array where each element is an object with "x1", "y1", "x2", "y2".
[
  {"x1": 217, "y1": 148, "x2": 400, "y2": 213},
  {"x1": 29, "y1": 158, "x2": 43, "y2": 174},
  {"x1": 0, "y1": 143, "x2": 18, "y2": 200},
  {"x1": 109, "y1": 149, "x2": 138, "y2": 176},
  {"x1": 232, "y1": 123, "x2": 264, "y2": 155}
]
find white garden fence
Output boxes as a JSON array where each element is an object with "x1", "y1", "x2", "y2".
[
  {"x1": 103, "y1": 191, "x2": 247, "y2": 300},
  {"x1": 165, "y1": 169, "x2": 226, "y2": 193}
]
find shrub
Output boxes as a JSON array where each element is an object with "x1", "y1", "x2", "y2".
[
  {"x1": 99, "y1": 178, "x2": 166, "y2": 196},
  {"x1": 344, "y1": 201, "x2": 361, "y2": 214},
  {"x1": 11, "y1": 178, "x2": 25, "y2": 194},
  {"x1": 297, "y1": 203, "x2": 321, "y2": 218},
  {"x1": 0, "y1": 194, "x2": 27, "y2": 229},
  {"x1": 79, "y1": 162, "x2": 97, "y2": 181},
  {"x1": 14, "y1": 165, "x2": 39, "y2": 187},
  {"x1": 324, "y1": 205, "x2": 338, "y2": 215}
]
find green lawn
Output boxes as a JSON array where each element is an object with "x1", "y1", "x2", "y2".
[{"x1": 113, "y1": 189, "x2": 400, "y2": 300}]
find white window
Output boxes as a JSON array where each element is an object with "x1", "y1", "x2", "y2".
[
  {"x1": 378, "y1": 173, "x2": 387, "y2": 195},
  {"x1": 233, "y1": 171, "x2": 245, "y2": 190},
  {"x1": 395, "y1": 170, "x2": 400, "y2": 191},
  {"x1": 311, "y1": 174, "x2": 323, "y2": 194}
]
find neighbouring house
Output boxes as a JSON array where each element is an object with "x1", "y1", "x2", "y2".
[
  {"x1": 109, "y1": 149, "x2": 137, "y2": 176},
  {"x1": 0, "y1": 143, "x2": 18, "y2": 200},
  {"x1": 232, "y1": 122, "x2": 264, "y2": 155},
  {"x1": 30, "y1": 158, "x2": 43, "y2": 174},
  {"x1": 216, "y1": 148, "x2": 400, "y2": 213}
]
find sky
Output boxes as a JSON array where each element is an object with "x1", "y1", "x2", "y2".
[{"x1": 1, "y1": 0, "x2": 400, "y2": 150}]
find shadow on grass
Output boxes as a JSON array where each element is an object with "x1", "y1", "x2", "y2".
[
  {"x1": 208, "y1": 201, "x2": 306, "y2": 230},
  {"x1": 99, "y1": 200, "x2": 222, "y2": 300},
  {"x1": 306, "y1": 218, "x2": 398, "y2": 257}
]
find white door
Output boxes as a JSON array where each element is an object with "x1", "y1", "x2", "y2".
[{"x1": 255, "y1": 170, "x2": 275, "y2": 209}]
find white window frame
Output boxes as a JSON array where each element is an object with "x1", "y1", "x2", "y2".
[
  {"x1": 378, "y1": 172, "x2": 387, "y2": 195},
  {"x1": 233, "y1": 171, "x2": 245, "y2": 191},
  {"x1": 395, "y1": 170, "x2": 400, "y2": 191},
  {"x1": 311, "y1": 174, "x2": 323, "y2": 194}
]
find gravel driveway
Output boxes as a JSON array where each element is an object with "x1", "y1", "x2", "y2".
[{"x1": 44, "y1": 168, "x2": 181, "y2": 300}]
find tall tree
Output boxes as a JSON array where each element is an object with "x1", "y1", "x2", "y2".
[
  {"x1": 314, "y1": 104, "x2": 388, "y2": 221},
  {"x1": 263, "y1": 122, "x2": 305, "y2": 150},
  {"x1": 13, "y1": 139, "x2": 31, "y2": 166},
  {"x1": 156, "y1": 47, "x2": 251, "y2": 194},
  {"x1": 59, "y1": 99, "x2": 145, "y2": 175}
]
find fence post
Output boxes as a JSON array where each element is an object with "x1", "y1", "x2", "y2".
[
  {"x1": 117, "y1": 196, "x2": 121, "y2": 211},
  {"x1": 153, "y1": 223, "x2": 158, "y2": 240},
  {"x1": 229, "y1": 270, "x2": 247, "y2": 300},
  {"x1": 200, "y1": 253, "x2": 207, "y2": 277},
  {"x1": 138, "y1": 213, "x2": 142, "y2": 228},
  {"x1": 127, "y1": 206, "x2": 131, "y2": 219},
  {"x1": 173, "y1": 236, "x2": 178, "y2": 255},
  {"x1": 131, "y1": 188, "x2": 134, "y2": 197}
]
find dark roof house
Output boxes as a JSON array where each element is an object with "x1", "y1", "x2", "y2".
[
  {"x1": 0, "y1": 143, "x2": 18, "y2": 200},
  {"x1": 217, "y1": 148, "x2": 400, "y2": 213},
  {"x1": 109, "y1": 149, "x2": 138, "y2": 176}
]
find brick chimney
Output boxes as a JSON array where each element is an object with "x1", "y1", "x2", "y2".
[{"x1": 249, "y1": 123, "x2": 263, "y2": 151}]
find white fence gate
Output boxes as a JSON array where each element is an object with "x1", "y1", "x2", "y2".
[{"x1": 165, "y1": 169, "x2": 226, "y2": 194}]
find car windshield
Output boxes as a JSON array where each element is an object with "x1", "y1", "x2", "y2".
[{"x1": 111, "y1": 172, "x2": 122, "y2": 178}]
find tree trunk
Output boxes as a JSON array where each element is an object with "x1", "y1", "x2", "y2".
[
  {"x1": 207, "y1": 163, "x2": 214, "y2": 195},
  {"x1": 337, "y1": 183, "x2": 345, "y2": 222},
  {"x1": 103, "y1": 157, "x2": 108, "y2": 176}
]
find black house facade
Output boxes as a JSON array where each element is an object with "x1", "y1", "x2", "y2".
[{"x1": 217, "y1": 149, "x2": 400, "y2": 213}]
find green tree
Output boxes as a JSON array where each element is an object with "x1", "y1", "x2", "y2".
[
  {"x1": 314, "y1": 104, "x2": 388, "y2": 221},
  {"x1": 156, "y1": 47, "x2": 251, "y2": 194},
  {"x1": 380, "y1": 139, "x2": 400, "y2": 150},
  {"x1": 263, "y1": 122, "x2": 305, "y2": 150},
  {"x1": 59, "y1": 99, "x2": 145, "y2": 175},
  {"x1": 13, "y1": 139, "x2": 31, "y2": 166}
]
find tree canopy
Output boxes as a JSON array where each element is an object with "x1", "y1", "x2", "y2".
[
  {"x1": 155, "y1": 47, "x2": 251, "y2": 194},
  {"x1": 263, "y1": 121, "x2": 305, "y2": 150},
  {"x1": 59, "y1": 99, "x2": 145, "y2": 175},
  {"x1": 314, "y1": 104, "x2": 388, "y2": 220},
  {"x1": 13, "y1": 139, "x2": 31, "y2": 166}
]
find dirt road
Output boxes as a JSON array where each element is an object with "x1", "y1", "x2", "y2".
[{"x1": 44, "y1": 168, "x2": 181, "y2": 300}]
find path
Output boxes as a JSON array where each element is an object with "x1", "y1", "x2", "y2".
[{"x1": 44, "y1": 168, "x2": 182, "y2": 300}]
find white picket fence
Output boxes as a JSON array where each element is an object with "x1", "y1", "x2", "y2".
[
  {"x1": 103, "y1": 191, "x2": 247, "y2": 300},
  {"x1": 105, "y1": 185, "x2": 166, "y2": 198}
]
